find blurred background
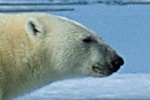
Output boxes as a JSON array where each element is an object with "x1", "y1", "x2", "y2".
[
  {"x1": 1, "y1": 0, "x2": 149, "y2": 73},
  {"x1": 1, "y1": 0, "x2": 149, "y2": 99}
]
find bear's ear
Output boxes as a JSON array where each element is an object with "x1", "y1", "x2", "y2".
[{"x1": 25, "y1": 17, "x2": 45, "y2": 39}]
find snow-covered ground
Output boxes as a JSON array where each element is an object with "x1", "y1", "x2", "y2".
[{"x1": 15, "y1": 74, "x2": 150, "y2": 100}]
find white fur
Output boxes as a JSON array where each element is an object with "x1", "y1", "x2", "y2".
[
  {"x1": 0, "y1": 13, "x2": 120, "y2": 100},
  {"x1": 25, "y1": 17, "x2": 45, "y2": 39}
]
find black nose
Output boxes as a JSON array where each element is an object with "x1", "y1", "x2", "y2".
[{"x1": 111, "y1": 56, "x2": 124, "y2": 72}]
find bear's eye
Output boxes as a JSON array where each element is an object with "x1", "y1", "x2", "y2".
[{"x1": 82, "y1": 36, "x2": 92, "y2": 43}]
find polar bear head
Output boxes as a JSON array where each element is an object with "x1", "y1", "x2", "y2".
[{"x1": 25, "y1": 14, "x2": 124, "y2": 79}]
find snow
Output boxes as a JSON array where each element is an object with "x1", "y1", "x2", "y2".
[{"x1": 15, "y1": 74, "x2": 150, "y2": 100}]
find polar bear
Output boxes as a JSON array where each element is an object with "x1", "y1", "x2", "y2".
[{"x1": 0, "y1": 13, "x2": 124, "y2": 100}]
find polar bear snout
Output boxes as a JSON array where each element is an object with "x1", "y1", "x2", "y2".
[
  {"x1": 92, "y1": 55, "x2": 124, "y2": 77},
  {"x1": 111, "y1": 56, "x2": 124, "y2": 72}
]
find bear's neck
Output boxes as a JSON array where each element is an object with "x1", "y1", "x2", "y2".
[{"x1": 0, "y1": 38, "x2": 55, "y2": 99}]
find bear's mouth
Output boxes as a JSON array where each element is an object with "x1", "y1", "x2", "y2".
[
  {"x1": 92, "y1": 65, "x2": 113, "y2": 76},
  {"x1": 92, "y1": 66, "x2": 102, "y2": 73}
]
